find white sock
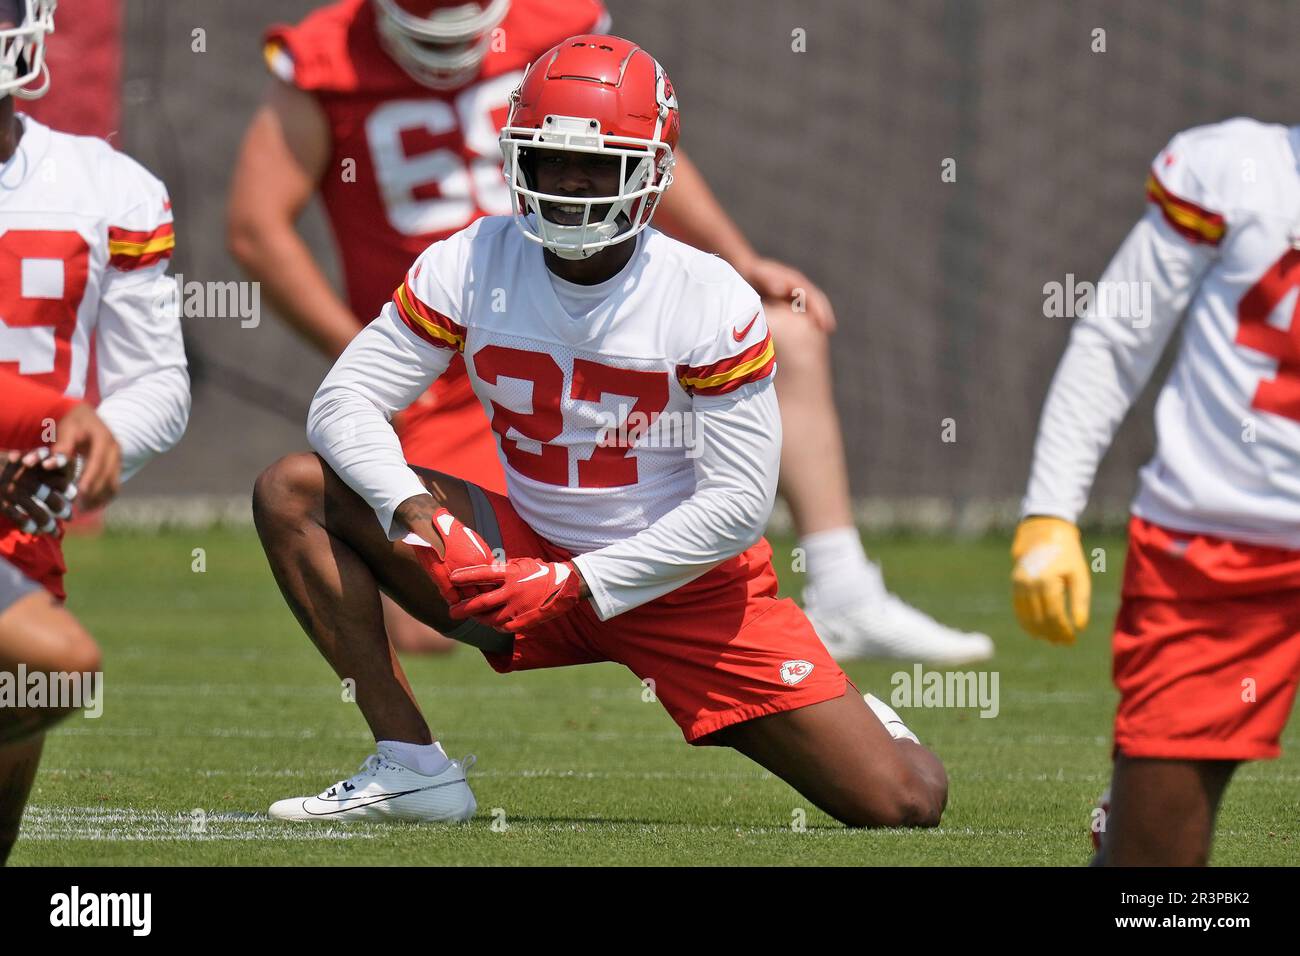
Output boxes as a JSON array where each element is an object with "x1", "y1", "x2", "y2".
[
  {"x1": 800, "y1": 526, "x2": 885, "y2": 612},
  {"x1": 377, "y1": 739, "x2": 451, "y2": 776},
  {"x1": 864, "y1": 693, "x2": 920, "y2": 745}
]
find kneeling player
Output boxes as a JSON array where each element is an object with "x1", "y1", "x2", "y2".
[
  {"x1": 1013, "y1": 118, "x2": 1300, "y2": 864},
  {"x1": 254, "y1": 35, "x2": 947, "y2": 827},
  {"x1": 1, "y1": 0, "x2": 188, "y2": 862},
  {"x1": 0, "y1": 373, "x2": 120, "y2": 864}
]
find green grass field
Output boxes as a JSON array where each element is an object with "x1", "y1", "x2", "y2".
[{"x1": 11, "y1": 527, "x2": 1299, "y2": 866}]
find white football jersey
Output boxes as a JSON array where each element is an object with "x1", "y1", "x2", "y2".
[
  {"x1": 0, "y1": 114, "x2": 189, "y2": 479},
  {"x1": 1023, "y1": 117, "x2": 1300, "y2": 548},
  {"x1": 309, "y1": 215, "x2": 781, "y2": 618},
  {"x1": 393, "y1": 216, "x2": 772, "y2": 550}
]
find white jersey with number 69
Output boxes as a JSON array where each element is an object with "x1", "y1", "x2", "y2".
[{"x1": 1023, "y1": 117, "x2": 1300, "y2": 548}]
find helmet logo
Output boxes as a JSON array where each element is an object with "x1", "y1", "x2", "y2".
[{"x1": 656, "y1": 67, "x2": 678, "y2": 116}]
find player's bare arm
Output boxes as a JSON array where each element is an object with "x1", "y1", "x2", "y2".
[
  {"x1": 46, "y1": 404, "x2": 121, "y2": 511},
  {"x1": 227, "y1": 78, "x2": 360, "y2": 358}
]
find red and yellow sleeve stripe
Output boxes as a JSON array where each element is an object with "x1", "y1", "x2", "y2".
[
  {"x1": 392, "y1": 278, "x2": 465, "y2": 352},
  {"x1": 262, "y1": 38, "x2": 284, "y2": 71},
  {"x1": 1145, "y1": 172, "x2": 1226, "y2": 246},
  {"x1": 262, "y1": 37, "x2": 296, "y2": 83},
  {"x1": 676, "y1": 330, "x2": 776, "y2": 396},
  {"x1": 108, "y1": 223, "x2": 175, "y2": 270}
]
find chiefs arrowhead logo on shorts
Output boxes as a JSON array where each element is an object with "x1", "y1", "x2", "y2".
[{"x1": 780, "y1": 659, "x2": 814, "y2": 686}]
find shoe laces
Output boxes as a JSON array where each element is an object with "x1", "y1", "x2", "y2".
[
  {"x1": 359, "y1": 753, "x2": 387, "y2": 776},
  {"x1": 316, "y1": 753, "x2": 388, "y2": 799}
]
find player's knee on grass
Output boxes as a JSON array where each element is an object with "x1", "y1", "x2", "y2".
[
  {"x1": 847, "y1": 755, "x2": 946, "y2": 829},
  {"x1": 904, "y1": 740, "x2": 950, "y2": 825}
]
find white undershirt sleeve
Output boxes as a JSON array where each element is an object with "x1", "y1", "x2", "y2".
[
  {"x1": 95, "y1": 261, "x2": 191, "y2": 482},
  {"x1": 307, "y1": 305, "x2": 454, "y2": 538},
  {"x1": 574, "y1": 378, "x2": 781, "y2": 620},
  {"x1": 1021, "y1": 208, "x2": 1217, "y2": 521}
]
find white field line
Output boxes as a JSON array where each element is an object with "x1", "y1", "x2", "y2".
[
  {"x1": 37, "y1": 766, "x2": 776, "y2": 782},
  {"x1": 20, "y1": 806, "x2": 1116, "y2": 841},
  {"x1": 21, "y1": 806, "x2": 378, "y2": 842}
]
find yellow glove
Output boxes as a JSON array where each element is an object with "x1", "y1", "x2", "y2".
[{"x1": 1011, "y1": 516, "x2": 1091, "y2": 645}]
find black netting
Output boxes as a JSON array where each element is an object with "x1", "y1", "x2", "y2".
[{"x1": 118, "y1": 0, "x2": 1299, "y2": 525}]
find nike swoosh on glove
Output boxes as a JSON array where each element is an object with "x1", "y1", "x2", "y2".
[
  {"x1": 448, "y1": 558, "x2": 583, "y2": 634},
  {"x1": 405, "y1": 508, "x2": 496, "y2": 605}
]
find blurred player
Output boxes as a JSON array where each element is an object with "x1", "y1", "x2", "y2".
[
  {"x1": 0, "y1": 371, "x2": 121, "y2": 864},
  {"x1": 253, "y1": 37, "x2": 949, "y2": 827},
  {"x1": 0, "y1": 0, "x2": 189, "y2": 602},
  {"x1": 227, "y1": 0, "x2": 990, "y2": 662},
  {"x1": 1012, "y1": 118, "x2": 1300, "y2": 865},
  {"x1": 0, "y1": 0, "x2": 189, "y2": 858}
]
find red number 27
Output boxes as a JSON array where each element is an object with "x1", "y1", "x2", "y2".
[{"x1": 472, "y1": 345, "x2": 669, "y2": 488}]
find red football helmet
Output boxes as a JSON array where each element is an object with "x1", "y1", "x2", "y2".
[
  {"x1": 499, "y1": 34, "x2": 679, "y2": 259},
  {"x1": 372, "y1": 0, "x2": 509, "y2": 90}
]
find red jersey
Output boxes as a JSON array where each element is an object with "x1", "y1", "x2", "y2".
[{"x1": 264, "y1": 0, "x2": 609, "y2": 322}]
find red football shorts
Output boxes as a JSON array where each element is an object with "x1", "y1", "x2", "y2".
[
  {"x1": 0, "y1": 522, "x2": 65, "y2": 601},
  {"x1": 395, "y1": 357, "x2": 507, "y2": 496},
  {"x1": 1113, "y1": 516, "x2": 1300, "y2": 761},
  {"x1": 463, "y1": 487, "x2": 848, "y2": 744}
]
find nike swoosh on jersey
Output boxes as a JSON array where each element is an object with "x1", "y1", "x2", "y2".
[{"x1": 732, "y1": 313, "x2": 760, "y2": 342}]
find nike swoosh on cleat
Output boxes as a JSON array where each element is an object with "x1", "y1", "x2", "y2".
[
  {"x1": 732, "y1": 312, "x2": 759, "y2": 341},
  {"x1": 302, "y1": 779, "x2": 466, "y2": 816}
]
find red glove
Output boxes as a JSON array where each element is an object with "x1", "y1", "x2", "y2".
[
  {"x1": 449, "y1": 558, "x2": 584, "y2": 633},
  {"x1": 407, "y1": 508, "x2": 496, "y2": 605}
]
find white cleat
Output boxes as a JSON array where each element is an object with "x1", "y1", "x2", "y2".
[
  {"x1": 269, "y1": 753, "x2": 477, "y2": 823},
  {"x1": 805, "y1": 590, "x2": 994, "y2": 664}
]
